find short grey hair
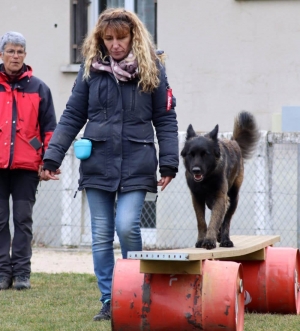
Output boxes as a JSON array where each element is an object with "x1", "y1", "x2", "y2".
[{"x1": 0, "y1": 31, "x2": 26, "y2": 52}]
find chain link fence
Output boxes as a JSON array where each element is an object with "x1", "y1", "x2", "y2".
[{"x1": 9, "y1": 130, "x2": 300, "y2": 250}]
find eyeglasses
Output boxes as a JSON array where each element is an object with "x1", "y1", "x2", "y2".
[{"x1": 4, "y1": 50, "x2": 26, "y2": 57}]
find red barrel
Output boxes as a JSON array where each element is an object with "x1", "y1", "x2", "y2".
[
  {"x1": 239, "y1": 246, "x2": 300, "y2": 314},
  {"x1": 111, "y1": 259, "x2": 244, "y2": 331}
]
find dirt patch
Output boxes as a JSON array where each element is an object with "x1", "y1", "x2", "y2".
[{"x1": 31, "y1": 247, "x2": 122, "y2": 274}]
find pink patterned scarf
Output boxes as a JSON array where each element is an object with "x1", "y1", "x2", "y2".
[{"x1": 92, "y1": 51, "x2": 138, "y2": 82}]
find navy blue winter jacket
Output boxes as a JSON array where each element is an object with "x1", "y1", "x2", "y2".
[{"x1": 43, "y1": 61, "x2": 178, "y2": 193}]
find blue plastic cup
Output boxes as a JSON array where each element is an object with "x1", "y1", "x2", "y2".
[{"x1": 74, "y1": 138, "x2": 92, "y2": 160}]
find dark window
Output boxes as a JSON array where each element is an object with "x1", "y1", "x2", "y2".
[
  {"x1": 99, "y1": 0, "x2": 107, "y2": 13},
  {"x1": 71, "y1": 0, "x2": 89, "y2": 63},
  {"x1": 99, "y1": 0, "x2": 157, "y2": 44},
  {"x1": 136, "y1": 0, "x2": 156, "y2": 44}
]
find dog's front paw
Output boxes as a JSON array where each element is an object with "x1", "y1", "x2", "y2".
[
  {"x1": 195, "y1": 240, "x2": 204, "y2": 248},
  {"x1": 220, "y1": 240, "x2": 234, "y2": 248},
  {"x1": 201, "y1": 238, "x2": 216, "y2": 250}
]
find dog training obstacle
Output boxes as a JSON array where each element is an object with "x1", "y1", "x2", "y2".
[
  {"x1": 235, "y1": 246, "x2": 300, "y2": 314},
  {"x1": 112, "y1": 259, "x2": 244, "y2": 331},
  {"x1": 111, "y1": 235, "x2": 281, "y2": 331}
]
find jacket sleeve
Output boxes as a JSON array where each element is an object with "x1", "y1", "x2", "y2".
[
  {"x1": 38, "y1": 82, "x2": 57, "y2": 155},
  {"x1": 43, "y1": 65, "x2": 89, "y2": 166},
  {"x1": 152, "y1": 63, "x2": 179, "y2": 176}
]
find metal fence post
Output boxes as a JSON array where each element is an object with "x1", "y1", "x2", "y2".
[{"x1": 255, "y1": 131, "x2": 272, "y2": 235}]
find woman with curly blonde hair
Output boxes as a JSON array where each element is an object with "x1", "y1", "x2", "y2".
[
  {"x1": 42, "y1": 7, "x2": 178, "y2": 321},
  {"x1": 82, "y1": 7, "x2": 164, "y2": 92}
]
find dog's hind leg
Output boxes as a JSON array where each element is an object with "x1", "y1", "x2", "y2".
[{"x1": 191, "y1": 194, "x2": 207, "y2": 248}]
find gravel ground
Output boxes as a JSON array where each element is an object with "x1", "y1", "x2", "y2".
[{"x1": 31, "y1": 247, "x2": 122, "y2": 274}]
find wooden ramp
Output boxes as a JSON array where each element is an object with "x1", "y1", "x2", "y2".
[{"x1": 127, "y1": 235, "x2": 280, "y2": 275}]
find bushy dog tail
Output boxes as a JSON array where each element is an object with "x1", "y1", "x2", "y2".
[{"x1": 232, "y1": 111, "x2": 260, "y2": 160}]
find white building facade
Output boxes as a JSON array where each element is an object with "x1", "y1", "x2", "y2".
[{"x1": 1, "y1": 0, "x2": 300, "y2": 132}]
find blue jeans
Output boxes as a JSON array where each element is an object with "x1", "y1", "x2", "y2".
[{"x1": 85, "y1": 188, "x2": 146, "y2": 303}]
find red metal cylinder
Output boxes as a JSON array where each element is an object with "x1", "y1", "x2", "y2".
[
  {"x1": 111, "y1": 259, "x2": 244, "y2": 331},
  {"x1": 239, "y1": 246, "x2": 300, "y2": 314}
]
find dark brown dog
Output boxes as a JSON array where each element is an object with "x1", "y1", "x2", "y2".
[{"x1": 181, "y1": 111, "x2": 260, "y2": 250}]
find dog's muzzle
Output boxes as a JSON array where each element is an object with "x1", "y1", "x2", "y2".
[{"x1": 192, "y1": 167, "x2": 204, "y2": 182}]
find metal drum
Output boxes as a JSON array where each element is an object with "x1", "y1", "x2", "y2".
[
  {"x1": 239, "y1": 246, "x2": 300, "y2": 314},
  {"x1": 111, "y1": 259, "x2": 244, "y2": 331}
]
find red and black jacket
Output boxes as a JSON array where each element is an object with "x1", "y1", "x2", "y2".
[{"x1": 0, "y1": 64, "x2": 56, "y2": 171}]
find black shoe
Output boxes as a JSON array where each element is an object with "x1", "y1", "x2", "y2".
[
  {"x1": 13, "y1": 275, "x2": 31, "y2": 290},
  {"x1": 0, "y1": 276, "x2": 12, "y2": 290},
  {"x1": 93, "y1": 300, "x2": 111, "y2": 321}
]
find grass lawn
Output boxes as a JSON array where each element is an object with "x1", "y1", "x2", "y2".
[
  {"x1": 0, "y1": 273, "x2": 109, "y2": 331},
  {"x1": 0, "y1": 273, "x2": 299, "y2": 330}
]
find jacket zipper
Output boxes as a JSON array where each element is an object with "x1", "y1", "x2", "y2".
[
  {"x1": 132, "y1": 85, "x2": 135, "y2": 111},
  {"x1": 9, "y1": 85, "x2": 18, "y2": 167},
  {"x1": 111, "y1": 70, "x2": 119, "y2": 85}
]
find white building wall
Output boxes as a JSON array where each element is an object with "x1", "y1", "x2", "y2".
[
  {"x1": 1, "y1": 1, "x2": 300, "y2": 132},
  {"x1": 157, "y1": 0, "x2": 300, "y2": 132},
  {"x1": 0, "y1": 0, "x2": 76, "y2": 120}
]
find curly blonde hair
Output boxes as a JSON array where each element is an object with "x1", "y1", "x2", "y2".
[{"x1": 81, "y1": 8, "x2": 165, "y2": 93}]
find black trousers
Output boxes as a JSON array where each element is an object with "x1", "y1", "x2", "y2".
[{"x1": 0, "y1": 169, "x2": 39, "y2": 277}]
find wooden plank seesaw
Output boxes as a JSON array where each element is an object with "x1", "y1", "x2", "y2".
[{"x1": 127, "y1": 235, "x2": 280, "y2": 275}]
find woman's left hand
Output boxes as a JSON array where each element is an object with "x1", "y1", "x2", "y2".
[
  {"x1": 40, "y1": 169, "x2": 61, "y2": 181},
  {"x1": 157, "y1": 176, "x2": 173, "y2": 191}
]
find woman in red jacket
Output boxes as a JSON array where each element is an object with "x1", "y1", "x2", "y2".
[{"x1": 0, "y1": 31, "x2": 57, "y2": 290}]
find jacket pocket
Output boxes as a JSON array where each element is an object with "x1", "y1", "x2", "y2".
[
  {"x1": 79, "y1": 138, "x2": 107, "y2": 177},
  {"x1": 13, "y1": 131, "x2": 42, "y2": 170},
  {"x1": 128, "y1": 138, "x2": 157, "y2": 176},
  {"x1": 17, "y1": 127, "x2": 42, "y2": 152}
]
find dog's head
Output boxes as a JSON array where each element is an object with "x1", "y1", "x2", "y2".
[{"x1": 181, "y1": 124, "x2": 220, "y2": 182}]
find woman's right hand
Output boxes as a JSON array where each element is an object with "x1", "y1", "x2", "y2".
[{"x1": 40, "y1": 169, "x2": 61, "y2": 181}]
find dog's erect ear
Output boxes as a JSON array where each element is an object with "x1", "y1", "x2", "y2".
[
  {"x1": 214, "y1": 144, "x2": 221, "y2": 158},
  {"x1": 209, "y1": 125, "x2": 219, "y2": 141},
  {"x1": 186, "y1": 124, "x2": 197, "y2": 140}
]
